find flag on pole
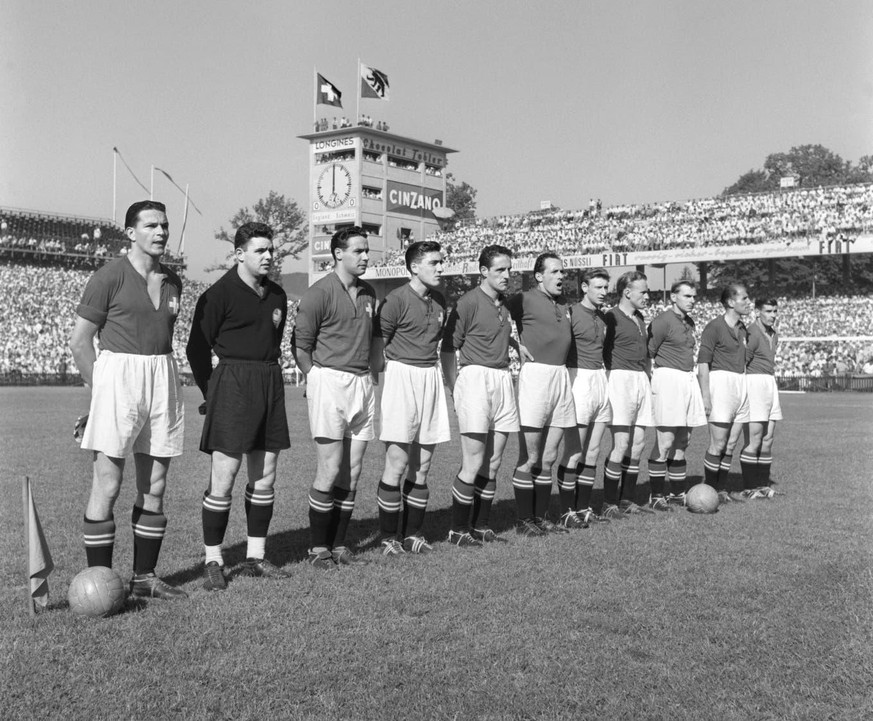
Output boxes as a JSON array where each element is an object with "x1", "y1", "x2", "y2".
[
  {"x1": 317, "y1": 73, "x2": 343, "y2": 107},
  {"x1": 112, "y1": 147, "x2": 150, "y2": 195},
  {"x1": 360, "y1": 64, "x2": 390, "y2": 100},
  {"x1": 155, "y1": 167, "x2": 203, "y2": 215},
  {"x1": 24, "y1": 476, "x2": 53, "y2": 611}
]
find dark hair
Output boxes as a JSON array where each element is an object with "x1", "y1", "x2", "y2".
[
  {"x1": 616, "y1": 270, "x2": 647, "y2": 297},
  {"x1": 234, "y1": 221, "x2": 273, "y2": 250},
  {"x1": 581, "y1": 268, "x2": 610, "y2": 285},
  {"x1": 719, "y1": 283, "x2": 747, "y2": 309},
  {"x1": 533, "y1": 251, "x2": 560, "y2": 276},
  {"x1": 405, "y1": 240, "x2": 442, "y2": 272},
  {"x1": 478, "y1": 244, "x2": 513, "y2": 270},
  {"x1": 330, "y1": 226, "x2": 367, "y2": 260},
  {"x1": 671, "y1": 280, "x2": 697, "y2": 294},
  {"x1": 755, "y1": 297, "x2": 778, "y2": 310},
  {"x1": 124, "y1": 200, "x2": 166, "y2": 230}
]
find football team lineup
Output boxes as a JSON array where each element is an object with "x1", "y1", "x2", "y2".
[{"x1": 63, "y1": 206, "x2": 790, "y2": 610}]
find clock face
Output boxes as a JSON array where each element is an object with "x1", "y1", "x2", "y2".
[{"x1": 317, "y1": 163, "x2": 353, "y2": 208}]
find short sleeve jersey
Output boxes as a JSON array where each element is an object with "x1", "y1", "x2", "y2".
[
  {"x1": 378, "y1": 283, "x2": 446, "y2": 367},
  {"x1": 568, "y1": 303, "x2": 607, "y2": 370},
  {"x1": 506, "y1": 290, "x2": 571, "y2": 366},
  {"x1": 293, "y1": 272, "x2": 377, "y2": 374},
  {"x1": 698, "y1": 316, "x2": 748, "y2": 373},
  {"x1": 186, "y1": 268, "x2": 288, "y2": 395},
  {"x1": 76, "y1": 256, "x2": 182, "y2": 355},
  {"x1": 745, "y1": 321, "x2": 778, "y2": 375},
  {"x1": 603, "y1": 307, "x2": 648, "y2": 372},
  {"x1": 442, "y1": 287, "x2": 511, "y2": 369},
  {"x1": 647, "y1": 309, "x2": 696, "y2": 372}
]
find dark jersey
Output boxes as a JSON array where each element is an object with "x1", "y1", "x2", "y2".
[
  {"x1": 76, "y1": 255, "x2": 182, "y2": 355},
  {"x1": 568, "y1": 303, "x2": 607, "y2": 370},
  {"x1": 507, "y1": 289, "x2": 571, "y2": 366},
  {"x1": 186, "y1": 268, "x2": 288, "y2": 396},
  {"x1": 442, "y1": 287, "x2": 511, "y2": 369},
  {"x1": 648, "y1": 309, "x2": 696, "y2": 372},
  {"x1": 603, "y1": 307, "x2": 648, "y2": 372},
  {"x1": 293, "y1": 272, "x2": 377, "y2": 374},
  {"x1": 378, "y1": 283, "x2": 446, "y2": 367},
  {"x1": 698, "y1": 316, "x2": 748, "y2": 373},
  {"x1": 746, "y1": 320, "x2": 778, "y2": 375}
]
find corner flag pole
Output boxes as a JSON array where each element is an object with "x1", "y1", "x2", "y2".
[
  {"x1": 22, "y1": 476, "x2": 34, "y2": 617},
  {"x1": 112, "y1": 149, "x2": 118, "y2": 224}
]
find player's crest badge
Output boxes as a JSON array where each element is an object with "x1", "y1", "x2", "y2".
[
  {"x1": 565, "y1": 309, "x2": 571, "y2": 321},
  {"x1": 272, "y1": 308, "x2": 282, "y2": 328},
  {"x1": 365, "y1": 302, "x2": 373, "y2": 318},
  {"x1": 168, "y1": 296, "x2": 179, "y2": 316}
]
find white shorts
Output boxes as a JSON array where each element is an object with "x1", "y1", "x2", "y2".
[
  {"x1": 569, "y1": 367, "x2": 612, "y2": 425},
  {"x1": 82, "y1": 350, "x2": 184, "y2": 458},
  {"x1": 516, "y1": 362, "x2": 575, "y2": 428},
  {"x1": 746, "y1": 374, "x2": 783, "y2": 422},
  {"x1": 708, "y1": 370, "x2": 750, "y2": 424},
  {"x1": 607, "y1": 369, "x2": 654, "y2": 427},
  {"x1": 379, "y1": 360, "x2": 450, "y2": 444},
  {"x1": 307, "y1": 365, "x2": 376, "y2": 441},
  {"x1": 651, "y1": 367, "x2": 707, "y2": 428},
  {"x1": 454, "y1": 365, "x2": 520, "y2": 434}
]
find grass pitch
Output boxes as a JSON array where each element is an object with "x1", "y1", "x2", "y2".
[{"x1": 1, "y1": 388, "x2": 872, "y2": 720}]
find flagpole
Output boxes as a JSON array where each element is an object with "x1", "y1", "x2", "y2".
[
  {"x1": 23, "y1": 476, "x2": 34, "y2": 617},
  {"x1": 112, "y1": 149, "x2": 117, "y2": 224},
  {"x1": 150, "y1": 165, "x2": 154, "y2": 200},
  {"x1": 313, "y1": 66, "x2": 318, "y2": 130},
  {"x1": 180, "y1": 184, "x2": 190, "y2": 256},
  {"x1": 356, "y1": 58, "x2": 361, "y2": 127}
]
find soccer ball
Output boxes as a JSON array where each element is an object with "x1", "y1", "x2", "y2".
[
  {"x1": 685, "y1": 483, "x2": 719, "y2": 514},
  {"x1": 68, "y1": 566, "x2": 125, "y2": 618}
]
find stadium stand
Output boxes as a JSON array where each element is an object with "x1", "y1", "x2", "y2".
[
  {"x1": 0, "y1": 206, "x2": 185, "y2": 270},
  {"x1": 1, "y1": 259, "x2": 869, "y2": 386},
  {"x1": 0, "y1": 262, "x2": 299, "y2": 383},
  {"x1": 370, "y1": 183, "x2": 873, "y2": 266}
]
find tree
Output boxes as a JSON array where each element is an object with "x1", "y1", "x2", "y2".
[
  {"x1": 445, "y1": 172, "x2": 478, "y2": 225},
  {"x1": 209, "y1": 191, "x2": 308, "y2": 282}
]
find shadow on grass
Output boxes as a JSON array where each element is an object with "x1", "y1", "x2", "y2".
[{"x1": 160, "y1": 476, "x2": 704, "y2": 586}]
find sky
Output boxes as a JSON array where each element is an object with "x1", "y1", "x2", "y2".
[{"x1": 2, "y1": 0, "x2": 871, "y2": 281}]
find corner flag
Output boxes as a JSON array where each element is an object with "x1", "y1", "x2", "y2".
[{"x1": 24, "y1": 476, "x2": 53, "y2": 613}]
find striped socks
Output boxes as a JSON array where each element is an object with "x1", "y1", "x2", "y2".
[
  {"x1": 131, "y1": 506, "x2": 167, "y2": 575},
  {"x1": 83, "y1": 516, "x2": 115, "y2": 568}
]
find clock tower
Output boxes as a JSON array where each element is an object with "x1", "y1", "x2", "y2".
[{"x1": 299, "y1": 125, "x2": 456, "y2": 282}]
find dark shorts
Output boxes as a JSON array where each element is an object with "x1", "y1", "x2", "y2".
[{"x1": 200, "y1": 361, "x2": 291, "y2": 454}]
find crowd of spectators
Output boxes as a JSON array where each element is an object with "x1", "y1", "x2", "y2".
[
  {"x1": 1, "y1": 259, "x2": 870, "y2": 381},
  {"x1": 314, "y1": 117, "x2": 390, "y2": 132},
  {"x1": 0, "y1": 209, "x2": 185, "y2": 271},
  {"x1": 389, "y1": 183, "x2": 873, "y2": 267},
  {"x1": 0, "y1": 262, "x2": 296, "y2": 378}
]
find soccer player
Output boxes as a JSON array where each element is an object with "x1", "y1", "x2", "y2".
[
  {"x1": 186, "y1": 222, "x2": 291, "y2": 591},
  {"x1": 70, "y1": 200, "x2": 186, "y2": 600},
  {"x1": 698, "y1": 283, "x2": 752, "y2": 504},
  {"x1": 293, "y1": 227, "x2": 382, "y2": 567},
  {"x1": 441, "y1": 244, "x2": 520, "y2": 547},
  {"x1": 646, "y1": 280, "x2": 707, "y2": 509},
  {"x1": 558, "y1": 268, "x2": 612, "y2": 525},
  {"x1": 602, "y1": 270, "x2": 655, "y2": 518},
  {"x1": 376, "y1": 241, "x2": 450, "y2": 556},
  {"x1": 507, "y1": 252, "x2": 575, "y2": 535},
  {"x1": 739, "y1": 297, "x2": 782, "y2": 499}
]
